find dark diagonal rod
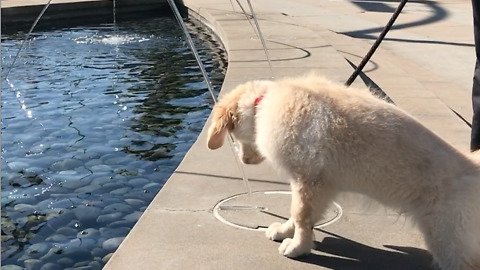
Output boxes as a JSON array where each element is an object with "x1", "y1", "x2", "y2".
[{"x1": 345, "y1": 0, "x2": 409, "y2": 86}]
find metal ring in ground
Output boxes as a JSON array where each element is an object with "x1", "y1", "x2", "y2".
[{"x1": 213, "y1": 190, "x2": 342, "y2": 231}]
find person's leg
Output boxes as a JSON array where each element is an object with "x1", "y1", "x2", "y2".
[
  {"x1": 471, "y1": 0, "x2": 480, "y2": 151},
  {"x1": 471, "y1": 63, "x2": 480, "y2": 151}
]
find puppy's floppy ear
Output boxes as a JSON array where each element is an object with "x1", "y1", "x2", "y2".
[{"x1": 207, "y1": 106, "x2": 233, "y2": 150}]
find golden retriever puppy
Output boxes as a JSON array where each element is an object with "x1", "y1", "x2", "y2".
[{"x1": 206, "y1": 74, "x2": 480, "y2": 270}]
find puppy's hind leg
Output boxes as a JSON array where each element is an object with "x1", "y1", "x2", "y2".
[
  {"x1": 276, "y1": 180, "x2": 334, "y2": 258},
  {"x1": 417, "y1": 207, "x2": 480, "y2": 270}
]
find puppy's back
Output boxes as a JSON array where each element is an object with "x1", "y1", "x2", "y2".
[{"x1": 256, "y1": 75, "x2": 474, "y2": 206}]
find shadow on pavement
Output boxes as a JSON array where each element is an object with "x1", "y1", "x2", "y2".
[{"x1": 296, "y1": 228, "x2": 433, "y2": 270}]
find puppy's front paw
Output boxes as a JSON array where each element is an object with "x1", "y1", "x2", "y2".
[
  {"x1": 266, "y1": 222, "x2": 284, "y2": 241},
  {"x1": 266, "y1": 222, "x2": 294, "y2": 241},
  {"x1": 278, "y1": 238, "x2": 313, "y2": 258}
]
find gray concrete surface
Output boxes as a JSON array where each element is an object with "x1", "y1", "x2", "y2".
[{"x1": 2, "y1": 0, "x2": 475, "y2": 269}]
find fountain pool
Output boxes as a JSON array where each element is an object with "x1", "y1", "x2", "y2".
[{"x1": 1, "y1": 15, "x2": 226, "y2": 269}]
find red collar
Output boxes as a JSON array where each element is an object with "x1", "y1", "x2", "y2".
[{"x1": 254, "y1": 96, "x2": 263, "y2": 106}]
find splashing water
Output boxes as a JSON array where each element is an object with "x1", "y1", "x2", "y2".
[{"x1": 73, "y1": 34, "x2": 151, "y2": 45}]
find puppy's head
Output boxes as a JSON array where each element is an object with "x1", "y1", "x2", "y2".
[{"x1": 206, "y1": 80, "x2": 271, "y2": 164}]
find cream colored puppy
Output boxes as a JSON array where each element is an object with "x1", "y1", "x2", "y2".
[{"x1": 206, "y1": 74, "x2": 480, "y2": 270}]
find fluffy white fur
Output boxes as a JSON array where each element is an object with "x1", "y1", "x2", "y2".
[{"x1": 206, "y1": 74, "x2": 480, "y2": 270}]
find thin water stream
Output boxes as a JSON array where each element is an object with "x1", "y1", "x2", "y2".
[
  {"x1": 167, "y1": 0, "x2": 259, "y2": 200},
  {"x1": 166, "y1": 0, "x2": 278, "y2": 206},
  {"x1": 233, "y1": 0, "x2": 274, "y2": 78},
  {"x1": 245, "y1": 0, "x2": 273, "y2": 77},
  {"x1": 4, "y1": 0, "x2": 53, "y2": 80}
]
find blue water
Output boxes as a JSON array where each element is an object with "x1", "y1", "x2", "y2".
[{"x1": 1, "y1": 16, "x2": 226, "y2": 269}]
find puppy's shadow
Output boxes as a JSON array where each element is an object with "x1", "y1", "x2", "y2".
[{"x1": 297, "y1": 229, "x2": 434, "y2": 270}]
